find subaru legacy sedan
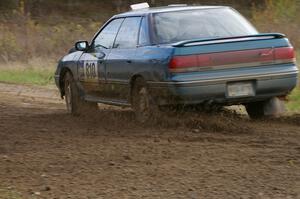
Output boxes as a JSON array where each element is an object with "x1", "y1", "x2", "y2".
[{"x1": 54, "y1": 4, "x2": 298, "y2": 122}]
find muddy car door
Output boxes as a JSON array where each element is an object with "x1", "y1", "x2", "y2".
[
  {"x1": 78, "y1": 18, "x2": 124, "y2": 98},
  {"x1": 105, "y1": 17, "x2": 142, "y2": 100}
]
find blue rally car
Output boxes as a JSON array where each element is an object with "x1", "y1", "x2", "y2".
[{"x1": 55, "y1": 3, "x2": 298, "y2": 122}]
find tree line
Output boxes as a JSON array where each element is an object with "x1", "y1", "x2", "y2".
[{"x1": 0, "y1": 0, "x2": 264, "y2": 18}]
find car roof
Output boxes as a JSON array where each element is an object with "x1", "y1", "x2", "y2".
[{"x1": 114, "y1": 5, "x2": 228, "y2": 18}]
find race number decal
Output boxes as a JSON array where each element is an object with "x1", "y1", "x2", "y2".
[{"x1": 83, "y1": 61, "x2": 98, "y2": 80}]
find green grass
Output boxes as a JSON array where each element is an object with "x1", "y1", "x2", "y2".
[
  {"x1": 0, "y1": 188, "x2": 22, "y2": 199},
  {"x1": 0, "y1": 67, "x2": 54, "y2": 85},
  {"x1": 287, "y1": 86, "x2": 300, "y2": 112},
  {"x1": 288, "y1": 52, "x2": 300, "y2": 112}
]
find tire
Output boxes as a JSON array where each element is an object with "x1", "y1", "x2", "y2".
[
  {"x1": 245, "y1": 101, "x2": 265, "y2": 119},
  {"x1": 245, "y1": 97, "x2": 286, "y2": 119},
  {"x1": 131, "y1": 77, "x2": 160, "y2": 123},
  {"x1": 64, "y1": 72, "x2": 98, "y2": 115}
]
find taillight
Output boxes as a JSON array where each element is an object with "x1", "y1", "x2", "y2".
[
  {"x1": 169, "y1": 54, "x2": 211, "y2": 73},
  {"x1": 169, "y1": 55, "x2": 198, "y2": 69},
  {"x1": 169, "y1": 47, "x2": 296, "y2": 73},
  {"x1": 274, "y1": 47, "x2": 295, "y2": 62}
]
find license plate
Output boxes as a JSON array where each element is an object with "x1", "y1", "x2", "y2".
[{"x1": 227, "y1": 82, "x2": 254, "y2": 98}]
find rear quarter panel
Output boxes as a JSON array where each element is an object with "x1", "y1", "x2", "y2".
[{"x1": 132, "y1": 45, "x2": 174, "y2": 82}]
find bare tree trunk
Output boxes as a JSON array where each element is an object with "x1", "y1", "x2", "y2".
[{"x1": 19, "y1": 0, "x2": 30, "y2": 62}]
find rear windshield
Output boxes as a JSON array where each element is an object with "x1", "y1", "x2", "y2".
[{"x1": 153, "y1": 8, "x2": 258, "y2": 44}]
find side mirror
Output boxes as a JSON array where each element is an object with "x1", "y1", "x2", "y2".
[{"x1": 75, "y1": 41, "x2": 89, "y2": 51}]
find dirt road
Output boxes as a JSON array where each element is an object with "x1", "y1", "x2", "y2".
[{"x1": 0, "y1": 83, "x2": 299, "y2": 199}]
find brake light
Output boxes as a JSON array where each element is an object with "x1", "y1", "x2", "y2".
[
  {"x1": 169, "y1": 47, "x2": 296, "y2": 73},
  {"x1": 169, "y1": 55, "x2": 197, "y2": 69},
  {"x1": 169, "y1": 54, "x2": 211, "y2": 73},
  {"x1": 274, "y1": 47, "x2": 295, "y2": 61}
]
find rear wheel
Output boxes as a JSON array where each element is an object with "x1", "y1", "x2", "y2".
[
  {"x1": 245, "y1": 101, "x2": 265, "y2": 119},
  {"x1": 64, "y1": 72, "x2": 98, "y2": 115},
  {"x1": 131, "y1": 78, "x2": 160, "y2": 123},
  {"x1": 245, "y1": 97, "x2": 285, "y2": 119}
]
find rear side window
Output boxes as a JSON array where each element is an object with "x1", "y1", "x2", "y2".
[
  {"x1": 138, "y1": 17, "x2": 150, "y2": 46},
  {"x1": 94, "y1": 18, "x2": 124, "y2": 49},
  {"x1": 114, "y1": 17, "x2": 141, "y2": 49}
]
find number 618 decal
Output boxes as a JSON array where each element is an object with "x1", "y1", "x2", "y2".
[{"x1": 84, "y1": 61, "x2": 98, "y2": 80}]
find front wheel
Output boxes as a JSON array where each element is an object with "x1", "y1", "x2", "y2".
[{"x1": 64, "y1": 72, "x2": 98, "y2": 115}]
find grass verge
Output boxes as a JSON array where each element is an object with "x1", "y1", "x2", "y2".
[
  {"x1": 0, "y1": 68, "x2": 54, "y2": 85},
  {"x1": 0, "y1": 188, "x2": 22, "y2": 199},
  {"x1": 287, "y1": 88, "x2": 300, "y2": 112},
  {"x1": 288, "y1": 52, "x2": 300, "y2": 112},
  {"x1": 0, "y1": 60, "x2": 55, "y2": 85}
]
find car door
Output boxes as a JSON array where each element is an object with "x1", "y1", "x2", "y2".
[
  {"x1": 77, "y1": 18, "x2": 124, "y2": 97},
  {"x1": 105, "y1": 17, "x2": 142, "y2": 100}
]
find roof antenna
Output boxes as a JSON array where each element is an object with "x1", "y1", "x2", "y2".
[{"x1": 130, "y1": 2, "x2": 150, "y2": 10}]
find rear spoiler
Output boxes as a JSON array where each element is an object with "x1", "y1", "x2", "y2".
[{"x1": 172, "y1": 33, "x2": 286, "y2": 47}]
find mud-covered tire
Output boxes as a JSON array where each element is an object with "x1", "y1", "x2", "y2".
[
  {"x1": 64, "y1": 72, "x2": 98, "y2": 116},
  {"x1": 245, "y1": 101, "x2": 265, "y2": 119},
  {"x1": 131, "y1": 78, "x2": 160, "y2": 123},
  {"x1": 245, "y1": 97, "x2": 285, "y2": 119}
]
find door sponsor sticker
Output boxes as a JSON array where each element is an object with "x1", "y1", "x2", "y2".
[{"x1": 83, "y1": 61, "x2": 98, "y2": 80}]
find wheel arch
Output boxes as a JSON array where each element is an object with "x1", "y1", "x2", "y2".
[
  {"x1": 59, "y1": 67, "x2": 73, "y2": 98},
  {"x1": 129, "y1": 74, "x2": 146, "y2": 103}
]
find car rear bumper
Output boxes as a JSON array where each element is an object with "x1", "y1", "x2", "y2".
[{"x1": 148, "y1": 64, "x2": 298, "y2": 105}]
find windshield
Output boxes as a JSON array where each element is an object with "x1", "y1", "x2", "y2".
[{"x1": 153, "y1": 8, "x2": 258, "y2": 44}]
